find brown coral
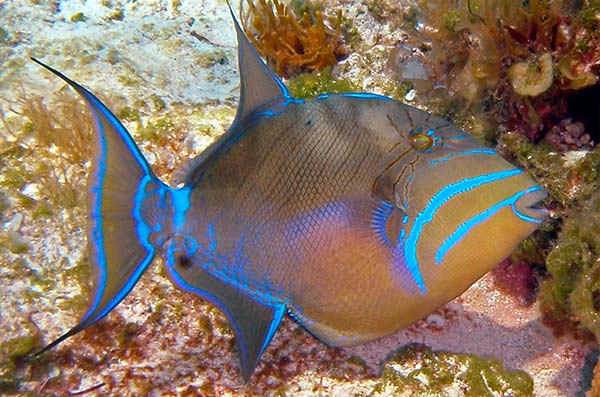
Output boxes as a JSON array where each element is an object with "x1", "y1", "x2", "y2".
[{"x1": 241, "y1": 0, "x2": 348, "y2": 78}]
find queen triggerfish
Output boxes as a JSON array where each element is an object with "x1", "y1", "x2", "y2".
[{"x1": 32, "y1": 4, "x2": 548, "y2": 381}]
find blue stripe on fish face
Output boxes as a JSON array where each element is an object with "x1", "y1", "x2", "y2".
[
  {"x1": 401, "y1": 169, "x2": 524, "y2": 294},
  {"x1": 434, "y1": 185, "x2": 545, "y2": 265},
  {"x1": 429, "y1": 149, "x2": 497, "y2": 166}
]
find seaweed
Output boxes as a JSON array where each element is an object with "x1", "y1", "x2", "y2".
[
  {"x1": 0, "y1": 86, "x2": 92, "y2": 211},
  {"x1": 241, "y1": 0, "x2": 348, "y2": 78}
]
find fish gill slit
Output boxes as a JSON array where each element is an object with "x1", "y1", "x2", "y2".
[
  {"x1": 392, "y1": 156, "x2": 419, "y2": 211},
  {"x1": 371, "y1": 147, "x2": 413, "y2": 198}
]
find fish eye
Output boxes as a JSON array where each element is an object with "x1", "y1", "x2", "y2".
[
  {"x1": 409, "y1": 133, "x2": 433, "y2": 151},
  {"x1": 176, "y1": 253, "x2": 192, "y2": 269}
]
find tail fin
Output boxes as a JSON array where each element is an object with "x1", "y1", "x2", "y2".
[{"x1": 32, "y1": 58, "x2": 159, "y2": 354}]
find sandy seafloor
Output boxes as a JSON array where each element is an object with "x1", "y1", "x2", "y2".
[{"x1": 0, "y1": 0, "x2": 594, "y2": 396}]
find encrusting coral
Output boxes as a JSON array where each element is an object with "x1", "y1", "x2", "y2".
[{"x1": 241, "y1": 0, "x2": 348, "y2": 78}]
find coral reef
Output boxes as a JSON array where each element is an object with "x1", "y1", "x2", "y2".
[
  {"x1": 397, "y1": 0, "x2": 600, "y2": 143},
  {"x1": 386, "y1": 3, "x2": 600, "y2": 388},
  {"x1": 539, "y1": 189, "x2": 600, "y2": 341},
  {"x1": 544, "y1": 118, "x2": 593, "y2": 151},
  {"x1": 0, "y1": 0, "x2": 595, "y2": 395},
  {"x1": 241, "y1": 0, "x2": 348, "y2": 78}
]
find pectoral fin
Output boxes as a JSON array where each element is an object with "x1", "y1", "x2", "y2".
[{"x1": 164, "y1": 255, "x2": 285, "y2": 381}]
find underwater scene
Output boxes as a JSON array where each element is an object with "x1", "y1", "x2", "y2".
[{"x1": 2, "y1": 0, "x2": 600, "y2": 395}]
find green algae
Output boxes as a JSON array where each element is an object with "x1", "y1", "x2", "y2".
[
  {"x1": 374, "y1": 344, "x2": 533, "y2": 396},
  {"x1": 500, "y1": 134, "x2": 569, "y2": 204},
  {"x1": 118, "y1": 72, "x2": 143, "y2": 87},
  {"x1": 541, "y1": 190, "x2": 600, "y2": 340},
  {"x1": 149, "y1": 94, "x2": 166, "y2": 111},
  {"x1": 196, "y1": 49, "x2": 229, "y2": 69},
  {"x1": 287, "y1": 68, "x2": 357, "y2": 99},
  {"x1": 0, "y1": 191, "x2": 7, "y2": 222},
  {"x1": 0, "y1": 322, "x2": 41, "y2": 394},
  {"x1": 118, "y1": 105, "x2": 141, "y2": 122},
  {"x1": 139, "y1": 115, "x2": 176, "y2": 144},
  {"x1": 499, "y1": 131, "x2": 600, "y2": 339},
  {"x1": 70, "y1": 12, "x2": 87, "y2": 23},
  {"x1": 107, "y1": 8, "x2": 124, "y2": 21},
  {"x1": 0, "y1": 27, "x2": 8, "y2": 42},
  {"x1": 499, "y1": 133, "x2": 600, "y2": 206}
]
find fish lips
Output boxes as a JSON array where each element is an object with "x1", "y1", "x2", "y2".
[{"x1": 514, "y1": 186, "x2": 549, "y2": 223}]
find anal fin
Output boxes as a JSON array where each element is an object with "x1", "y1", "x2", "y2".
[{"x1": 164, "y1": 254, "x2": 285, "y2": 381}]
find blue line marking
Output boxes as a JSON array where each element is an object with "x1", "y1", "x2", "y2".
[
  {"x1": 450, "y1": 134, "x2": 470, "y2": 140},
  {"x1": 77, "y1": 84, "x2": 158, "y2": 325},
  {"x1": 87, "y1": 138, "x2": 156, "y2": 324},
  {"x1": 430, "y1": 149, "x2": 497, "y2": 166},
  {"x1": 171, "y1": 186, "x2": 191, "y2": 232},
  {"x1": 207, "y1": 223, "x2": 217, "y2": 253},
  {"x1": 435, "y1": 185, "x2": 544, "y2": 265},
  {"x1": 80, "y1": 90, "x2": 153, "y2": 175},
  {"x1": 255, "y1": 97, "x2": 304, "y2": 119},
  {"x1": 164, "y1": 249, "x2": 285, "y2": 372},
  {"x1": 41, "y1": 63, "x2": 159, "y2": 327},
  {"x1": 371, "y1": 201, "x2": 395, "y2": 246},
  {"x1": 84, "y1": 120, "x2": 107, "y2": 322},
  {"x1": 133, "y1": 175, "x2": 155, "y2": 252},
  {"x1": 402, "y1": 169, "x2": 524, "y2": 294},
  {"x1": 262, "y1": 305, "x2": 285, "y2": 357}
]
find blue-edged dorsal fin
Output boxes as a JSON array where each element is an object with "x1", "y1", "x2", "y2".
[
  {"x1": 227, "y1": 1, "x2": 290, "y2": 123},
  {"x1": 31, "y1": 58, "x2": 159, "y2": 355},
  {"x1": 171, "y1": 4, "x2": 291, "y2": 188},
  {"x1": 164, "y1": 255, "x2": 285, "y2": 381}
]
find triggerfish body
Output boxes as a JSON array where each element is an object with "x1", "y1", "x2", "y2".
[{"x1": 32, "y1": 5, "x2": 547, "y2": 381}]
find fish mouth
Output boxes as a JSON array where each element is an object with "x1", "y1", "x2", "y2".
[{"x1": 514, "y1": 186, "x2": 548, "y2": 223}]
